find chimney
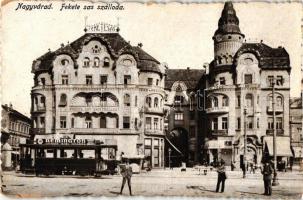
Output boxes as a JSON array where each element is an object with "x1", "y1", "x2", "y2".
[
  {"x1": 138, "y1": 43, "x2": 143, "y2": 48},
  {"x1": 9, "y1": 103, "x2": 13, "y2": 109},
  {"x1": 60, "y1": 43, "x2": 65, "y2": 47}
]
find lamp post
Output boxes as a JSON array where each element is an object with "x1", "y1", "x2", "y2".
[
  {"x1": 271, "y1": 78, "x2": 279, "y2": 186},
  {"x1": 243, "y1": 108, "x2": 247, "y2": 178},
  {"x1": 168, "y1": 148, "x2": 172, "y2": 169}
]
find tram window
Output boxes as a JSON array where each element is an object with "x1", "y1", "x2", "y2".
[
  {"x1": 81, "y1": 150, "x2": 95, "y2": 158},
  {"x1": 45, "y1": 149, "x2": 54, "y2": 158}
]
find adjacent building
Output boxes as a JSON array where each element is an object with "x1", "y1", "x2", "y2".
[
  {"x1": 201, "y1": 2, "x2": 293, "y2": 168},
  {"x1": 164, "y1": 68, "x2": 204, "y2": 167},
  {"x1": 290, "y1": 97, "x2": 302, "y2": 168},
  {"x1": 31, "y1": 32, "x2": 166, "y2": 168},
  {"x1": 1, "y1": 104, "x2": 31, "y2": 170}
]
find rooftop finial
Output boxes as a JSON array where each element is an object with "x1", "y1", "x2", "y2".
[{"x1": 84, "y1": 16, "x2": 88, "y2": 33}]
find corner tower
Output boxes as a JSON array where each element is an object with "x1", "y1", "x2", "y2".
[{"x1": 213, "y1": 1, "x2": 245, "y2": 65}]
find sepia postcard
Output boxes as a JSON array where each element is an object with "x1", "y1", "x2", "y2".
[{"x1": 1, "y1": 0, "x2": 303, "y2": 199}]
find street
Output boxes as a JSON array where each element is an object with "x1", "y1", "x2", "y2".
[{"x1": 2, "y1": 168, "x2": 303, "y2": 199}]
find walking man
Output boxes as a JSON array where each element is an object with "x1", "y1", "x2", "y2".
[
  {"x1": 216, "y1": 159, "x2": 227, "y2": 193},
  {"x1": 261, "y1": 160, "x2": 273, "y2": 196},
  {"x1": 120, "y1": 159, "x2": 133, "y2": 196}
]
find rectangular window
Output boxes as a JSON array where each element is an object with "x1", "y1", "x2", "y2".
[
  {"x1": 154, "y1": 118, "x2": 159, "y2": 130},
  {"x1": 247, "y1": 116, "x2": 253, "y2": 129},
  {"x1": 219, "y1": 77, "x2": 226, "y2": 85},
  {"x1": 124, "y1": 75, "x2": 131, "y2": 85},
  {"x1": 123, "y1": 116, "x2": 130, "y2": 129},
  {"x1": 153, "y1": 148, "x2": 159, "y2": 167},
  {"x1": 147, "y1": 78, "x2": 153, "y2": 86},
  {"x1": 86, "y1": 75, "x2": 93, "y2": 85},
  {"x1": 100, "y1": 116, "x2": 106, "y2": 128},
  {"x1": 237, "y1": 117, "x2": 241, "y2": 130},
  {"x1": 41, "y1": 78, "x2": 46, "y2": 86},
  {"x1": 156, "y1": 79, "x2": 159, "y2": 86},
  {"x1": 212, "y1": 118, "x2": 218, "y2": 130},
  {"x1": 174, "y1": 112, "x2": 184, "y2": 121},
  {"x1": 268, "y1": 76, "x2": 274, "y2": 86},
  {"x1": 100, "y1": 75, "x2": 108, "y2": 85},
  {"x1": 237, "y1": 95, "x2": 241, "y2": 107},
  {"x1": 276, "y1": 117, "x2": 283, "y2": 130},
  {"x1": 144, "y1": 138, "x2": 152, "y2": 146},
  {"x1": 40, "y1": 117, "x2": 45, "y2": 128},
  {"x1": 276, "y1": 76, "x2": 283, "y2": 86},
  {"x1": 244, "y1": 74, "x2": 253, "y2": 84},
  {"x1": 267, "y1": 117, "x2": 274, "y2": 129},
  {"x1": 146, "y1": 117, "x2": 152, "y2": 129},
  {"x1": 222, "y1": 117, "x2": 228, "y2": 130},
  {"x1": 85, "y1": 117, "x2": 92, "y2": 128},
  {"x1": 60, "y1": 116, "x2": 67, "y2": 128},
  {"x1": 62, "y1": 75, "x2": 68, "y2": 85},
  {"x1": 71, "y1": 118, "x2": 74, "y2": 128}
]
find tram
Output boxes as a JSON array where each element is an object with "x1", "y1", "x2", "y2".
[{"x1": 19, "y1": 139, "x2": 118, "y2": 176}]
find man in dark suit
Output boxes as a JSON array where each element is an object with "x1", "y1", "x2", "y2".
[
  {"x1": 216, "y1": 159, "x2": 227, "y2": 193},
  {"x1": 261, "y1": 160, "x2": 273, "y2": 196},
  {"x1": 120, "y1": 159, "x2": 133, "y2": 196}
]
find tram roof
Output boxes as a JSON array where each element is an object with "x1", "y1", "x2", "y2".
[{"x1": 20, "y1": 144, "x2": 117, "y2": 149}]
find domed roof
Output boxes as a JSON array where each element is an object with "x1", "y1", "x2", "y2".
[
  {"x1": 32, "y1": 33, "x2": 162, "y2": 75},
  {"x1": 214, "y1": 1, "x2": 243, "y2": 36}
]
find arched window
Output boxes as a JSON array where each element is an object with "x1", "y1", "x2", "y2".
[
  {"x1": 93, "y1": 57, "x2": 100, "y2": 67},
  {"x1": 218, "y1": 56, "x2": 222, "y2": 64},
  {"x1": 222, "y1": 96, "x2": 229, "y2": 107},
  {"x1": 100, "y1": 115, "x2": 106, "y2": 128},
  {"x1": 83, "y1": 57, "x2": 90, "y2": 67},
  {"x1": 85, "y1": 116, "x2": 92, "y2": 128},
  {"x1": 59, "y1": 94, "x2": 67, "y2": 107},
  {"x1": 212, "y1": 97, "x2": 218, "y2": 108},
  {"x1": 146, "y1": 97, "x2": 152, "y2": 108},
  {"x1": 85, "y1": 95, "x2": 92, "y2": 106},
  {"x1": 245, "y1": 94, "x2": 253, "y2": 107},
  {"x1": 154, "y1": 97, "x2": 159, "y2": 108},
  {"x1": 124, "y1": 94, "x2": 130, "y2": 106},
  {"x1": 276, "y1": 96, "x2": 283, "y2": 107},
  {"x1": 104, "y1": 57, "x2": 110, "y2": 67}
]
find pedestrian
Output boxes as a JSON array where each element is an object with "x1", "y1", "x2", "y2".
[
  {"x1": 215, "y1": 159, "x2": 227, "y2": 193},
  {"x1": 120, "y1": 159, "x2": 132, "y2": 196},
  {"x1": 261, "y1": 160, "x2": 273, "y2": 196}
]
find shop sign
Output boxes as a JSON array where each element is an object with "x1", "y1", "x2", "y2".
[{"x1": 36, "y1": 138, "x2": 88, "y2": 145}]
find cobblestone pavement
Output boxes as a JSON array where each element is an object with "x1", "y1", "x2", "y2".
[{"x1": 1, "y1": 168, "x2": 303, "y2": 199}]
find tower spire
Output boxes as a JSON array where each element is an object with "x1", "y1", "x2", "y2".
[{"x1": 214, "y1": 1, "x2": 243, "y2": 36}]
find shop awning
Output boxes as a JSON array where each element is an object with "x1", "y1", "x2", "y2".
[{"x1": 264, "y1": 136, "x2": 293, "y2": 157}]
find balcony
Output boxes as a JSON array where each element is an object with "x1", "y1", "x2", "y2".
[
  {"x1": 206, "y1": 106, "x2": 229, "y2": 114},
  {"x1": 144, "y1": 107, "x2": 164, "y2": 115},
  {"x1": 70, "y1": 128, "x2": 140, "y2": 135},
  {"x1": 211, "y1": 129, "x2": 228, "y2": 136},
  {"x1": 266, "y1": 129, "x2": 284, "y2": 135},
  {"x1": 267, "y1": 106, "x2": 283, "y2": 113},
  {"x1": 70, "y1": 106, "x2": 119, "y2": 113},
  {"x1": 145, "y1": 129, "x2": 164, "y2": 136},
  {"x1": 32, "y1": 106, "x2": 46, "y2": 113},
  {"x1": 31, "y1": 128, "x2": 45, "y2": 135},
  {"x1": 205, "y1": 85, "x2": 236, "y2": 92}
]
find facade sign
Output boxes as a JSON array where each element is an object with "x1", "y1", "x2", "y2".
[{"x1": 36, "y1": 138, "x2": 88, "y2": 145}]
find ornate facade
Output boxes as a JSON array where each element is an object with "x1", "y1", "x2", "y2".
[
  {"x1": 202, "y1": 2, "x2": 293, "y2": 168},
  {"x1": 164, "y1": 68, "x2": 204, "y2": 167},
  {"x1": 31, "y1": 33, "x2": 166, "y2": 168}
]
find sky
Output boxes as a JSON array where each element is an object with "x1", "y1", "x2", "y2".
[{"x1": 2, "y1": 1, "x2": 302, "y2": 117}]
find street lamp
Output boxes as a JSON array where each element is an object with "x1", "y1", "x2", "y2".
[
  {"x1": 168, "y1": 148, "x2": 172, "y2": 169},
  {"x1": 271, "y1": 78, "x2": 279, "y2": 186},
  {"x1": 243, "y1": 108, "x2": 247, "y2": 178}
]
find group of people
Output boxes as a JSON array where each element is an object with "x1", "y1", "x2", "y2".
[{"x1": 216, "y1": 159, "x2": 274, "y2": 196}]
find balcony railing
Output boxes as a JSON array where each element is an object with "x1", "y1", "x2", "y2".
[
  {"x1": 31, "y1": 128, "x2": 45, "y2": 135},
  {"x1": 267, "y1": 106, "x2": 283, "y2": 113},
  {"x1": 32, "y1": 106, "x2": 46, "y2": 112},
  {"x1": 211, "y1": 129, "x2": 228, "y2": 136},
  {"x1": 70, "y1": 106, "x2": 119, "y2": 113},
  {"x1": 70, "y1": 128, "x2": 140, "y2": 134},
  {"x1": 206, "y1": 106, "x2": 229, "y2": 114},
  {"x1": 145, "y1": 129, "x2": 164, "y2": 135},
  {"x1": 266, "y1": 129, "x2": 284, "y2": 135},
  {"x1": 144, "y1": 107, "x2": 164, "y2": 114}
]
